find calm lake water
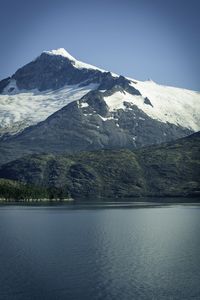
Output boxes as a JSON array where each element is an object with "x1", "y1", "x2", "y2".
[{"x1": 0, "y1": 202, "x2": 200, "y2": 300}]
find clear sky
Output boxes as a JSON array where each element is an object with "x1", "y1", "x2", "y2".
[{"x1": 0, "y1": 0, "x2": 199, "y2": 90}]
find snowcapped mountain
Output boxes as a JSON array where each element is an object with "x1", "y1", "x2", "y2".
[
  {"x1": 0, "y1": 48, "x2": 118, "y2": 137},
  {"x1": 0, "y1": 48, "x2": 199, "y2": 164}
]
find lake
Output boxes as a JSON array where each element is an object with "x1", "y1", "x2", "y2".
[{"x1": 0, "y1": 202, "x2": 200, "y2": 299}]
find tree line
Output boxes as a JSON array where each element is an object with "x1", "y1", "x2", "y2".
[{"x1": 0, "y1": 179, "x2": 71, "y2": 201}]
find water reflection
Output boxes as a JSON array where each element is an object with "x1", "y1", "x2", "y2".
[{"x1": 0, "y1": 202, "x2": 199, "y2": 299}]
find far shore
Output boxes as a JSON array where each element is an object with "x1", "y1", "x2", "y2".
[
  {"x1": 0, "y1": 197, "x2": 199, "y2": 206},
  {"x1": 0, "y1": 197, "x2": 74, "y2": 203}
]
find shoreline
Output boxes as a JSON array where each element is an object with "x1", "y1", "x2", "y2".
[
  {"x1": 0, "y1": 198, "x2": 199, "y2": 207},
  {"x1": 0, "y1": 197, "x2": 74, "y2": 203}
]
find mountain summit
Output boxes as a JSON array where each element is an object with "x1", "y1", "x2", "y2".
[
  {"x1": 43, "y1": 48, "x2": 106, "y2": 72},
  {"x1": 0, "y1": 48, "x2": 199, "y2": 164},
  {"x1": 44, "y1": 48, "x2": 78, "y2": 61}
]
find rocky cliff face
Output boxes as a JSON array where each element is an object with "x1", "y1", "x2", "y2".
[{"x1": 12, "y1": 52, "x2": 103, "y2": 91}]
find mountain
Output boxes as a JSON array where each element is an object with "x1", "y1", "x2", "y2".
[
  {"x1": 0, "y1": 132, "x2": 199, "y2": 200},
  {"x1": 0, "y1": 48, "x2": 199, "y2": 165}
]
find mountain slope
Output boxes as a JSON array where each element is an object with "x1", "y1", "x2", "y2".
[
  {"x1": 0, "y1": 132, "x2": 199, "y2": 199},
  {"x1": 0, "y1": 48, "x2": 199, "y2": 164},
  {"x1": 0, "y1": 88, "x2": 191, "y2": 166}
]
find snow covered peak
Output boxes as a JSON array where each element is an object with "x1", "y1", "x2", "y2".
[
  {"x1": 43, "y1": 48, "x2": 76, "y2": 61},
  {"x1": 43, "y1": 48, "x2": 115, "y2": 74}
]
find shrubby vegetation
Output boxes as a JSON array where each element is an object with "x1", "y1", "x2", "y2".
[{"x1": 0, "y1": 132, "x2": 199, "y2": 201}]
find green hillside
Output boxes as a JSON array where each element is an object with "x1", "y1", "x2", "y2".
[{"x1": 0, "y1": 132, "x2": 199, "y2": 201}]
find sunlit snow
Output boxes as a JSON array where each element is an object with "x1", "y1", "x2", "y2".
[
  {"x1": 103, "y1": 81, "x2": 200, "y2": 131},
  {"x1": 0, "y1": 82, "x2": 98, "y2": 135},
  {"x1": 131, "y1": 80, "x2": 200, "y2": 131}
]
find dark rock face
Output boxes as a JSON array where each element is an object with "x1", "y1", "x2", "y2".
[
  {"x1": 144, "y1": 97, "x2": 153, "y2": 107},
  {"x1": 0, "y1": 77, "x2": 11, "y2": 93},
  {"x1": 98, "y1": 75, "x2": 141, "y2": 96},
  {"x1": 12, "y1": 53, "x2": 103, "y2": 91},
  {"x1": 83, "y1": 90, "x2": 109, "y2": 116}
]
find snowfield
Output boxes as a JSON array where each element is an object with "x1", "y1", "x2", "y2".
[
  {"x1": 0, "y1": 82, "x2": 98, "y2": 136},
  {"x1": 131, "y1": 80, "x2": 200, "y2": 131},
  {"x1": 103, "y1": 80, "x2": 200, "y2": 131}
]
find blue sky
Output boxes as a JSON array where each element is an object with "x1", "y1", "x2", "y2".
[{"x1": 0, "y1": 0, "x2": 199, "y2": 90}]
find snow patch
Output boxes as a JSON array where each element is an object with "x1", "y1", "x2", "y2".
[
  {"x1": 98, "y1": 115, "x2": 115, "y2": 121},
  {"x1": 80, "y1": 102, "x2": 89, "y2": 108},
  {"x1": 104, "y1": 91, "x2": 129, "y2": 111}
]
